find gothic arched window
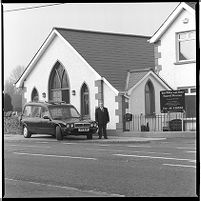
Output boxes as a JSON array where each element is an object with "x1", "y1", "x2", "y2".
[
  {"x1": 31, "y1": 88, "x2": 39, "y2": 102},
  {"x1": 145, "y1": 80, "x2": 155, "y2": 115},
  {"x1": 81, "y1": 83, "x2": 89, "y2": 118},
  {"x1": 49, "y1": 62, "x2": 70, "y2": 103}
]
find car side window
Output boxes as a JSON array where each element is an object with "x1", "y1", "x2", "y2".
[
  {"x1": 23, "y1": 106, "x2": 32, "y2": 117},
  {"x1": 41, "y1": 107, "x2": 49, "y2": 118},
  {"x1": 32, "y1": 106, "x2": 41, "y2": 117}
]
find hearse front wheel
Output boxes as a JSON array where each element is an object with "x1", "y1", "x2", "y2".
[
  {"x1": 23, "y1": 126, "x2": 31, "y2": 138},
  {"x1": 56, "y1": 126, "x2": 63, "y2": 141}
]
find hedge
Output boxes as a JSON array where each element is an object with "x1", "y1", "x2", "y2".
[{"x1": 4, "y1": 116, "x2": 22, "y2": 134}]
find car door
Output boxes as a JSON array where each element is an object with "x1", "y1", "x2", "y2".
[
  {"x1": 21, "y1": 105, "x2": 33, "y2": 132},
  {"x1": 21, "y1": 105, "x2": 41, "y2": 134},
  {"x1": 39, "y1": 106, "x2": 55, "y2": 135},
  {"x1": 30, "y1": 105, "x2": 42, "y2": 134}
]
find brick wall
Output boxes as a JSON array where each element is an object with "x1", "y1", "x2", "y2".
[
  {"x1": 115, "y1": 94, "x2": 128, "y2": 133},
  {"x1": 95, "y1": 79, "x2": 103, "y2": 104}
]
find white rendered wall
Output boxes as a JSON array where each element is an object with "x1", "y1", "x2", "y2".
[
  {"x1": 158, "y1": 9, "x2": 196, "y2": 89},
  {"x1": 103, "y1": 82, "x2": 119, "y2": 129},
  {"x1": 129, "y1": 74, "x2": 168, "y2": 115},
  {"x1": 23, "y1": 35, "x2": 102, "y2": 121}
]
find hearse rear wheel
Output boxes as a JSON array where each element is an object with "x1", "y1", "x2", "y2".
[
  {"x1": 56, "y1": 126, "x2": 63, "y2": 141},
  {"x1": 23, "y1": 126, "x2": 32, "y2": 138}
]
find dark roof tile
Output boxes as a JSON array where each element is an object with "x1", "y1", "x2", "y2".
[
  {"x1": 55, "y1": 28, "x2": 154, "y2": 91},
  {"x1": 127, "y1": 69, "x2": 150, "y2": 90}
]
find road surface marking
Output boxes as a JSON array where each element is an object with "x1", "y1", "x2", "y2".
[
  {"x1": 84, "y1": 147, "x2": 124, "y2": 152},
  {"x1": 97, "y1": 144, "x2": 110, "y2": 146},
  {"x1": 83, "y1": 147, "x2": 172, "y2": 155},
  {"x1": 188, "y1": 160, "x2": 196, "y2": 163},
  {"x1": 35, "y1": 142, "x2": 49, "y2": 144},
  {"x1": 5, "y1": 178, "x2": 124, "y2": 197},
  {"x1": 13, "y1": 152, "x2": 97, "y2": 160},
  {"x1": 88, "y1": 148, "x2": 171, "y2": 155},
  {"x1": 177, "y1": 147, "x2": 196, "y2": 150},
  {"x1": 163, "y1": 164, "x2": 196, "y2": 168},
  {"x1": 130, "y1": 151, "x2": 171, "y2": 155},
  {"x1": 63, "y1": 143, "x2": 78, "y2": 145},
  {"x1": 113, "y1": 154, "x2": 196, "y2": 163},
  {"x1": 127, "y1": 145, "x2": 151, "y2": 148},
  {"x1": 23, "y1": 139, "x2": 56, "y2": 142},
  {"x1": 6, "y1": 144, "x2": 51, "y2": 148},
  {"x1": 185, "y1": 151, "x2": 196, "y2": 153}
]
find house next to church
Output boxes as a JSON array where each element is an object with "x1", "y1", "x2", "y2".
[{"x1": 149, "y1": 2, "x2": 196, "y2": 119}]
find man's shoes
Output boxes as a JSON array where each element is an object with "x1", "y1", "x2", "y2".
[
  {"x1": 104, "y1": 137, "x2": 108, "y2": 139},
  {"x1": 98, "y1": 137, "x2": 102, "y2": 139}
]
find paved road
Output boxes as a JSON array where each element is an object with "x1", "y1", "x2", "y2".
[{"x1": 4, "y1": 135, "x2": 197, "y2": 197}]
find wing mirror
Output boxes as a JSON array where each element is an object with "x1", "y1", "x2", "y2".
[
  {"x1": 43, "y1": 115, "x2": 51, "y2": 120},
  {"x1": 19, "y1": 114, "x2": 23, "y2": 121}
]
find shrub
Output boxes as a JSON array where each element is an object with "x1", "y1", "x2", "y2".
[
  {"x1": 4, "y1": 116, "x2": 21, "y2": 134},
  {"x1": 4, "y1": 93, "x2": 13, "y2": 112}
]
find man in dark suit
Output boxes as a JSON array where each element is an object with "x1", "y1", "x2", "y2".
[{"x1": 95, "y1": 101, "x2": 110, "y2": 139}]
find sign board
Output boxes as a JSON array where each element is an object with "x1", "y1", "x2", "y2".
[{"x1": 160, "y1": 90, "x2": 185, "y2": 113}]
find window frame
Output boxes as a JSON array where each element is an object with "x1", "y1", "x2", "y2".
[
  {"x1": 49, "y1": 61, "x2": 70, "y2": 103},
  {"x1": 177, "y1": 86, "x2": 196, "y2": 95},
  {"x1": 80, "y1": 83, "x2": 90, "y2": 118},
  {"x1": 31, "y1": 87, "x2": 39, "y2": 102},
  {"x1": 144, "y1": 80, "x2": 155, "y2": 116},
  {"x1": 23, "y1": 105, "x2": 42, "y2": 118},
  {"x1": 190, "y1": 88, "x2": 196, "y2": 93},
  {"x1": 175, "y1": 30, "x2": 196, "y2": 64}
]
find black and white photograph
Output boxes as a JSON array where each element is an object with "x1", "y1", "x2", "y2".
[{"x1": 2, "y1": 2, "x2": 198, "y2": 198}]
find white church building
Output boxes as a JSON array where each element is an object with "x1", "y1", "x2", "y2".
[{"x1": 16, "y1": 2, "x2": 196, "y2": 134}]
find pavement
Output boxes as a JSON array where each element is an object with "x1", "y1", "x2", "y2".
[
  {"x1": 4, "y1": 130, "x2": 196, "y2": 144},
  {"x1": 81, "y1": 136, "x2": 167, "y2": 144},
  {"x1": 4, "y1": 134, "x2": 166, "y2": 144}
]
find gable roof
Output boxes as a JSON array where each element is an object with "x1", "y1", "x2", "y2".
[
  {"x1": 149, "y1": 2, "x2": 196, "y2": 43},
  {"x1": 55, "y1": 28, "x2": 155, "y2": 91},
  {"x1": 126, "y1": 68, "x2": 151, "y2": 90},
  {"x1": 127, "y1": 69, "x2": 172, "y2": 94},
  {"x1": 16, "y1": 27, "x2": 154, "y2": 92}
]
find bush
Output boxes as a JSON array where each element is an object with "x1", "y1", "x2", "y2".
[
  {"x1": 4, "y1": 93, "x2": 13, "y2": 112},
  {"x1": 4, "y1": 116, "x2": 21, "y2": 134}
]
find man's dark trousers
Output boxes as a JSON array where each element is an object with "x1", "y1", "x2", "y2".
[{"x1": 98, "y1": 124, "x2": 107, "y2": 139}]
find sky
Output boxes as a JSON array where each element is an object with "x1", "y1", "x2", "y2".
[{"x1": 3, "y1": 2, "x2": 179, "y2": 82}]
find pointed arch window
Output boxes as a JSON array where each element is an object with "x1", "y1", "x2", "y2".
[
  {"x1": 49, "y1": 62, "x2": 70, "y2": 103},
  {"x1": 81, "y1": 83, "x2": 89, "y2": 118},
  {"x1": 145, "y1": 80, "x2": 155, "y2": 115},
  {"x1": 31, "y1": 88, "x2": 39, "y2": 102}
]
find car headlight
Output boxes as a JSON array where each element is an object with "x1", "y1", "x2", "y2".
[
  {"x1": 66, "y1": 124, "x2": 70, "y2": 128},
  {"x1": 70, "y1": 123, "x2": 74, "y2": 128},
  {"x1": 91, "y1": 122, "x2": 97, "y2": 127}
]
